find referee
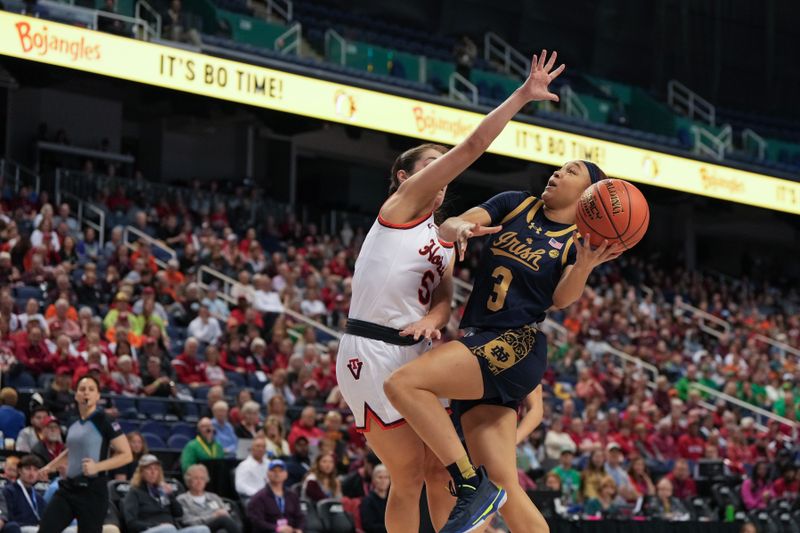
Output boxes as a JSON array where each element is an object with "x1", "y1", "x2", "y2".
[{"x1": 38, "y1": 376, "x2": 133, "y2": 533}]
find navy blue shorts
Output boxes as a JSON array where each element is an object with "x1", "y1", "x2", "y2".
[{"x1": 454, "y1": 324, "x2": 547, "y2": 420}]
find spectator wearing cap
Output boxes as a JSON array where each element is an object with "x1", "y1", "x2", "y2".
[
  {"x1": 287, "y1": 407, "x2": 323, "y2": 449},
  {"x1": 0, "y1": 389, "x2": 25, "y2": 440},
  {"x1": 15, "y1": 406, "x2": 50, "y2": 453},
  {"x1": 235, "y1": 436, "x2": 269, "y2": 502},
  {"x1": 246, "y1": 459, "x2": 303, "y2": 533},
  {"x1": 187, "y1": 305, "x2": 222, "y2": 346},
  {"x1": 210, "y1": 402, "x2": 237, "y2": 455},
  {"x1": 604, "y1": 442, "x2": 638, "y2": 501},
  {"x1": 550, "y1": 447, "x2": 581, "y2": 505},
  {"x1": 111, "y1": 355, "x2": 143, "y2": 395},
  {"x1": 173, "y1": 338, "x2": 208, "y2": 388},
  {"x1": 293, "y1": 380, "x2": 323, "y2": 409},
  {"x1": 262, "y1": 369, "x2": 295, "y2": 407},
  {"x1": 30, "y1": 416, "x2": 63, "y2": 464},
  {"x1": 122, "y1": 454, "x2": 210, "y2": 533},
  {"x1": 665, "y1": 459, "x2": 697, "y2": 499},
  {"x1": 3, "y1": 454, "x2": 46, "y2": 531},
  {"x1": 177, "y1": 464, "x2": 241, "y2": 533},
  {"x1": 285, "y1": 436, "x2": 311, "y2": 487},
  {"x1": 180, "y1": 418, "x2": 224, "y2": 473}
]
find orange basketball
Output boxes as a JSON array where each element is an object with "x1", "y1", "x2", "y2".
[{"x1": 575, "y1": 179, "x2": 649, "y2": 250}]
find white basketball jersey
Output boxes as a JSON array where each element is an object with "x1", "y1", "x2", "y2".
[{"x1": 349, "y1": 212, "x2": 454, "y2": 330}]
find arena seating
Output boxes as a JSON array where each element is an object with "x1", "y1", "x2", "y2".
[{"x1": 0, "y1": 164, "x2": 797, "y2": 532}]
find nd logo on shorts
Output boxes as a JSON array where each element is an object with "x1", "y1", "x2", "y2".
[
  {"x1": 481, "y1": 339, "x2": 518, "y2": 373},
  {"x1": 470, "y1": 325, "x2": 537, "y2": 376}
]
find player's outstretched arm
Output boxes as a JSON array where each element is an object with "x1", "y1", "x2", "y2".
[
  {"x1": 383, "y1": 51, "x2": 565, "y2": 222},
  {"x1": 439, "y1": 207, "x2": 501, "y2": 261}
]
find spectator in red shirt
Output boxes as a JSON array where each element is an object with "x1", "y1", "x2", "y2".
[
  {"x1": 726, "y1": 428, "x2": 754, "y2": 475},
  {"x1": 677, "y1": 419, "x2": 705, "y2": 460},
  {"x1": 771, "y1": 466, "x2": 799, "y2": 500},
  {"x1": 647, "y1": 420, "x2": 678, "y2": 462},
  {"x1": 287, "y1": 406, "x2": 324, "y2": 448},
  {"x1": 15, "y1": 325, "x2": 52, "y2": 375},
  {"x1": 666, "y1": 459, "x2": 697, "y2": 499},
  {"x1": 575, "y1": 368, "x2": 606, "y2": 403},
  {"x1": 173, "y1": 337, "x2": 208, "y2": 387}
]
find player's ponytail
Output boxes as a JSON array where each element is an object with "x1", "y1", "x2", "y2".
[{"x1": 388, "y1": 143, "x2": 448, "y2": 195}]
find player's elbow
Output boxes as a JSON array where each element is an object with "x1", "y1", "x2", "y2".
[{"x1": 551, "y1": 294, "x2": 572, "y2": 309}]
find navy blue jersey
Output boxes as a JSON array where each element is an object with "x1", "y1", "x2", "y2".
[{"x1": 460, "y1": 191, "x2": 577, "y2": 330}]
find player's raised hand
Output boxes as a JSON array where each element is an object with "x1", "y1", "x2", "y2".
[
  {"x1": 573, "y1": 232, "x2": 623, "y2": 269},
  {"x1": 520, "y1": 49, "x2": 565, "y2": 103},
  {"x1": 455, "y1": 222, "x2": 502, "y2": 261}
]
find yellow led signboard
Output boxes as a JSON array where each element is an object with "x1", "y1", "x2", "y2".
[{"x1": 1, "y1": 12, "x2": 798, "y2": 214}]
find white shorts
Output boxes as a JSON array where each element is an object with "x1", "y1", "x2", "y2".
[{"x1": 336, "y1": 333, "x2": 448, "y2": 431}]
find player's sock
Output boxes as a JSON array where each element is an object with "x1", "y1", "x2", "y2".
[{"x1": 446, "y1": 455, "x2": 477, "y2": 488}]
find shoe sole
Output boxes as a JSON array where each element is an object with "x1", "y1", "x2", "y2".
[{"x1": 457, "y1": 488, "x2": 508, "y2": 533}]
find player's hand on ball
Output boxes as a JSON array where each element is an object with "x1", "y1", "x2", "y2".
[
  {"x1": 455, "y1": 222, "x2": 501, "y2": 261},
  {"x1": 400, "y1": 317, "x2": 442, "y2": 341},
  {"x1": 573, "y1": 232, "x2": 623, "y2": 269},
  {"x1": 521, "y1": 49, "x2": 565, "y2": 103}
]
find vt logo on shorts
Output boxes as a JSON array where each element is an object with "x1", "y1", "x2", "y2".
[{"x1": 347, "y1": 358, "x2": 364, "y2": 380}]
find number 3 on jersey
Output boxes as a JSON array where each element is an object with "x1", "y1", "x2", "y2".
[
  {"x1": 418, "y1": 270, "x2": 436, "y2": 305},
  {"x1": 487, "y1": 266, "x2": 513, "y2": 311}
]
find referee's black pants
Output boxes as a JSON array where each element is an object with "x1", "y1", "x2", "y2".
[{"x1": 38, "y1": 477, "x2": 109, "y2": 533}]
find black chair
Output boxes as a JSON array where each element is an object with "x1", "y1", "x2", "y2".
[
  {"x1": 686, "y1": 496, "x2": 716, "y2": 521},
  {"x1": 317, "y1": 498, "x2": 355, "y2": 533},
  {"x1": 711, "y1": 482, "x2": 744, "y2": 512},
  {"x1": 300, "y1": 498, "x2": 325, "y2": 533},
  {"x1": 749, "y1": 509, "x2": 782, "y2": 533},
  {"x1": 771, "y1": 510, "x2": 800, "y2": 533},
  {"x1": 108, "y1": 480, "x2": 131, "y2": 505}
]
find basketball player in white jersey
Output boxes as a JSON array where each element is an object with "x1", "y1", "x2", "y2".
[{"x1": 336, "y1": 49, "x2": 565, "y2": 532}]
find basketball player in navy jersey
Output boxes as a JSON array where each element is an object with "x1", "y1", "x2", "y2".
[{"x1": 385, "y1": 160, "x2": 622, "y2": 532}]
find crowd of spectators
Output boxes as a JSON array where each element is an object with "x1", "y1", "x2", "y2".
[{"x1": 0, "y1": 176, "x2": 796, "y2": 532}]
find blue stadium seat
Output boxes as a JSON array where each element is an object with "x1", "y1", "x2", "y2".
[
  {"x1": 139, "y1": 399, "x2": 168, "y2": 419},
  {"x1": 171, "y1": 423, "x2": 196, "y2": 439},
  {"x1": 13, "y1": 286, "x2": 44, "y2": 302},
  {"x1": 118, "y1": 419, "x2": 140, "y2": 434},
  {"x1": 140, "y1": 421, "x2": 170, "y2": 441},
  {"x1": 167, "y1": 434, "x2": 191, "y2": 450},
  {"x1": 142, "y1": 432, "x2": 166, "y2": 449}
]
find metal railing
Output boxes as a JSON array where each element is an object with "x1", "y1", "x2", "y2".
[
  {"x1": 560, "y1": 85, "x2": 589, "y2": 120},
  {"x1": 690, "y1": 124, "x2": 732, "y2": 161},
  {"x1": 742, "y1": 128, "x2": 767, "y2": 160},
  {"x1": 61, "y1": 192, "x2": 106, "y2": 246},
  {"x1": 690, "y1": 382, "x2": 798, "y2": 441},
  {"x1": 324, "y1": 29, "x2": 346, "y2": 66},
  {"x1": 449, "y1": 72, "x2": 478, "y2": 105},
  {"x1": 123, "y1": 225, "x2": 176, "y2": 269},
  {"x1": 673, "y1": 300, "x2": 731, "y2": 338},
  {"x1": 275, "y1": 22, "x2": 302, "y2": 55},
  {"x1": 265, "y1": 0, "x2": 293, "y2": 22},
  {"x1": 753, "y1": 333, "x2": 800, "y2": 359},
  {"x1": 483, "y1": 32, "x2": 530, "y2": 80},
  {"x1": 135, "y1": 0, "x2": 163, "y2": 39},
  {"x1": 667, "y1": 79, "x2": 716, "y2": 126},
  {"x1": 0, "y1": 159, "x2": 40, "y2": 194},
  {"x1": 196, "y1": 266, "x2": 342, "y2": 344}
]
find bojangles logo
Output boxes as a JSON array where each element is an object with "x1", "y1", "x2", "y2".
[
  {"x1": 15, "y1": 21, "x2": 101, "y2": 62},
  {"x1": 489, "y1": 231, "x2": 546, "y2": 271}
]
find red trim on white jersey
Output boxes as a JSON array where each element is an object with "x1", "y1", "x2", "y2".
[{"x1": 377, "y1": 211, "x2": 432, "y2": 229}]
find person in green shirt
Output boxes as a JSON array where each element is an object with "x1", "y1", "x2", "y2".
[
  {"x1": 550, "y1": 448, "x2": 581, "y2": 505},
  {"x1": 675, "y1": 364, "x2": 718, "y2": 401},
  {"x1": 181, "y1": 417, "x2": 224, "y2": 472},
  {"x1": 773, "y1": 388, "x2": 799, "y2": 420}
]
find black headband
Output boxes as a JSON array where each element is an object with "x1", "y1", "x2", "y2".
[{"x1": 582, "y1": 160, "x2": 602, "y2": 185}]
